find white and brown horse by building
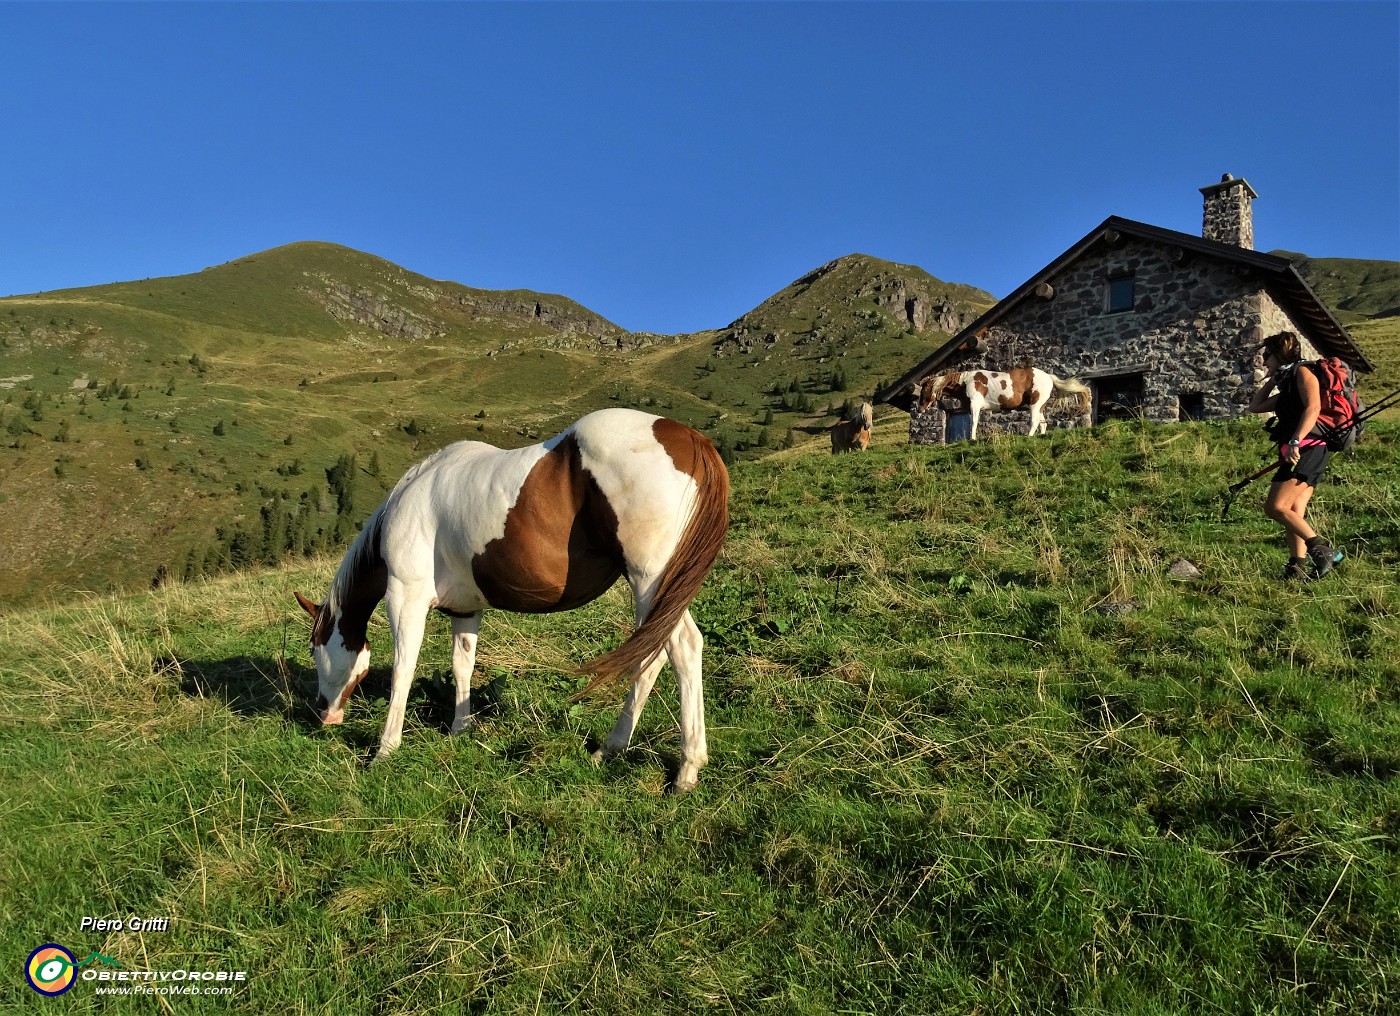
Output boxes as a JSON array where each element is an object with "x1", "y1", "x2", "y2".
[
  {"x1": 295, "y1": 408, "x2": 729, "y2": 792},
  {"x1": 830, "y1": 401, "x2": 874, "y2": 454},
  {"x1": 918, "y1": 367, "x2": 1090, "y2": 439}
]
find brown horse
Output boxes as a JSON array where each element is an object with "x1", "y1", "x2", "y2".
[{"x1": 830, "y1": 402, "x2": 874, "y2": 453}]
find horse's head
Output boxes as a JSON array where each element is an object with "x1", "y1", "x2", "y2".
[{"x1": 295, "y1": 592, "x2": 370, "y2": 726}]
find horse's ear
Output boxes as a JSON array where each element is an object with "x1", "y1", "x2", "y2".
[{"x1": 294, "y1": 592, "x2": 319, "y2": 619}]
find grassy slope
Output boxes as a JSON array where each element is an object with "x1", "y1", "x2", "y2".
[
  {"x1": 0, "y1": 247, "x2": 987, "y2": 604},
  {"x1": 2, "y1": 418, "x2": 1396, "y2": 1014},
  {"x1": 1272, "y1": 251, "x2": 1400, "y2": 322},
  {"x1": 0, "y1": 244, "x2": 1393, "y2": 607}
]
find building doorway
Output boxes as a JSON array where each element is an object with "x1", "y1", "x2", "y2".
[{"x1": 1093, "y1": 373, "x2": 1145, "y2": 423}]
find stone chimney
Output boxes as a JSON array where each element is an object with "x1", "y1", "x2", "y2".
[{"x1": 1200, "y1": 173, "x2": 1258, "y2": 249}]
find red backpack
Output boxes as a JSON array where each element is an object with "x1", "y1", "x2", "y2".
[{"x1": 1307, "y1": 357, "x2": 1363, "y2": 452}]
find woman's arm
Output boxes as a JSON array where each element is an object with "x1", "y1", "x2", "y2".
[
  {"x1": 1292, "y1": 364, "x2": 1321, "y2": 441},
  {"x1": 1248, "y1": 373, "x2": 1280, "y2": 413}
]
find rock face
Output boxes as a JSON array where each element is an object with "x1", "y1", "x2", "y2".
[
  {"x1": 321, "y1": 283, "x2": 445, "y2": 340},
  {"x1": 860, "y1": 274, "x2": 978, "y2": 334},
  {"x1": 712, "y1": 254, "x2": 993, "y2": 360},
  {"x1": 298, "y1": 266, "x2": 626, "y2": 347}
]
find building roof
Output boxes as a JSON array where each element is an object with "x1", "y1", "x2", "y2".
[{"x1": 877, "y1": 215, "x2": 1372, "y2": 410}]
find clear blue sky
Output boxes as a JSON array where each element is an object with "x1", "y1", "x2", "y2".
[{"x1": 2, "y1": 2, "x2": 1396, "y2": 334}]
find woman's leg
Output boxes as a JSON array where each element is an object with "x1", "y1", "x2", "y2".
[{"x1": 1264, "y1": 479, "x2": 1316, "y2": 558}]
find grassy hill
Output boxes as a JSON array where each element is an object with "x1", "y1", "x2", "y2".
[
  {"x1": 0, "y1": 246, "x2": 990, "y2": 604},
  {"x1": 1273, "y1": 251, "x2": 1400, "y2": 322},
  {"x1": 0, "y1": 243, "x2": 1395, "y2": 605},
  {"x1": 2, "y1": 418, "x2": 1396, "y2": 1013}
]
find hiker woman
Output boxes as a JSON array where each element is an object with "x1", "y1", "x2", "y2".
[{"x1": 1247, "y1": 330, "x2": 1343, "y2": 581}]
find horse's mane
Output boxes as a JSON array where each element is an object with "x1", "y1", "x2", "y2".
[{"x1": 324, "y1": 503, "x2": 388, "y2": 621}]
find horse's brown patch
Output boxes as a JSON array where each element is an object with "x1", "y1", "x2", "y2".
[
  {"x1": 972, "y1": 372, "x2": 990, "y2": 398},
  {"x1": 989, "y1": 368, "x2": 1034, "y2": 409},
  {"x1": 338, "y1": 668, "x2": 369, "y2": 710},
  {"x1": 472, "y1": 436, "x2": 624, "y2": 613},
  {"x1": 653, "y1": 417, "x2": 706, "y2": 477}
]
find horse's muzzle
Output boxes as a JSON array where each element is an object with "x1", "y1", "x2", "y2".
[{"x1": 315, "y1": 694, "x2": 344, "y2": 726}]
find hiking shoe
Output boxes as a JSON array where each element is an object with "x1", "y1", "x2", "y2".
[
  {"x1": 1281, "y1": 557, "x2": 1309, "y2": 582},
  {"x1": 1308, "y1": 543, "x2": 1344, "y2": 580}
]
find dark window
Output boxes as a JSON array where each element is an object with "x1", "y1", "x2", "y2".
[
  {"x1": 1093, "y1": 373, "x2": 1145, "y2": 423},
  {"x1": 1106, "y1": 275, "x2": 1136, "y2": 313},
  {"x1": 1179, "y1": 392, "x2": 1207, "y2": 421}
]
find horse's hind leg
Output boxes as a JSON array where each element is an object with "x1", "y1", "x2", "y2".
[
  {"x1": 592, "y1": 647, "x2": 668, "y2": 764},
  {"x1": 669, "y1": 610, "x2": 707, "y2": 793},
  {"x1": 1028, "y1": 402, "x2": 1045, "y2": 436},
  {"x1": 449, "y1": 612, "x2": 481, "y2": 734}
]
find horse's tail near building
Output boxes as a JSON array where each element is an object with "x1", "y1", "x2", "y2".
[
  {"x1": 1052, "y1": 374, "x2": 1092, "y2": 414},
  {"x1": 573, "y1": 429, "x2": 730, "y2": 697}
]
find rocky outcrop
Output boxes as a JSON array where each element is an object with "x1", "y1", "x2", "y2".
[
  {"x1": 453, "y1": 293, "x2": 617, "y2": 337},
  {"x1": 315, "y1": 284, "x2": 445, "y2": 340},
  {"x1": 711, "y1": 254, "x2": 993, "y2": 360}
]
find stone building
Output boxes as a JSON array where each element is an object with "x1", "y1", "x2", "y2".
[{"x1": 876, "y1": 175, "x2": 1372, "y2": 443}]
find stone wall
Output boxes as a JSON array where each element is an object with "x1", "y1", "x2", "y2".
[{"x1": 909, "y1": 236, "x2": 1314, "y2": 443}]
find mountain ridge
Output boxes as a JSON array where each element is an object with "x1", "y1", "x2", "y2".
[{"x1": 1, "y1": 241, "x2": 1395, "y2": 604}]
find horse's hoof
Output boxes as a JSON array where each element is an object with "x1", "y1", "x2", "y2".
[{"x1": 668, "y1": 774, "x2": 699, "y2": 795}]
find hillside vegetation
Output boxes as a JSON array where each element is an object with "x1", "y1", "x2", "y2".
[
  {"x1": 1275, "y1": 251, "x2": 1400, "y2": 322},
  {"x1": 0, "y1": 245, "x2": 989, "y2": 603},
  {"x1": 1, "y1": 243, "x2": 1395, "y2": 606},
  {"x1": 2, "y1": 418, "x2": 1396, "y2": 1013}
]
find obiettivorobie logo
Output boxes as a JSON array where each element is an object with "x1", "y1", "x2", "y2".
[
  {"x1": 25, "y1": 944, "x2": 121, "y2": 996},
  {"x1": 24, "y1": 939, "x2": 247, "y2": 998}
]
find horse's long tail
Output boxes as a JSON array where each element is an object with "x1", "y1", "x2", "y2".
[
  {"x1": 1051, "y1": 375, "x2": 1092, "y2": 414},
  {"x1": 572, "y1": 430, "x2": 730, "y2": 698}
]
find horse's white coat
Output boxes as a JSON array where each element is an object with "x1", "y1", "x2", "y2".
[
  {"x1": 303, "y1": 408, "x2": 725, "y2": 791},
  {"x1": 923, "y1": 367, "x2": 1090, "y2": 439}
]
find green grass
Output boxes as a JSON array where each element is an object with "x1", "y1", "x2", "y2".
[
  {"x1": 2, "y1": 419, "x2": 1397, "y2": 1013},
  {"x1": 1, "y1": 245, "x2": 960, "y2": 603}
]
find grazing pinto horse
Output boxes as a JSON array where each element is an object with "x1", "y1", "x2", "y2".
[
  {"x1": 295, "y1": 408, "x2": 729, "y2": 792},
  {"x1": 830, "y1": 401, "x2": 874, "y2": 454},
  {"x1": 918, "y1": 367, "x2": 1090, "y2": 439}
]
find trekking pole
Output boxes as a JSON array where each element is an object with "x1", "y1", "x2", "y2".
[
  {"x1": 1221, "y1": 386, "x2": 1400, "y2": 520},
  {"x1": 1357, "y1": 387, "x2": 1400, "y2": 424},
  {"x1": 1220, "y1": 460, "x2": 1282, "y2": 520},
  {"x1": 1315, "y1": 386, "x2": 1400, "y2": 446}
]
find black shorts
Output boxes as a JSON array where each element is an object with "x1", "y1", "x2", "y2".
[{"x1": 1273, "y1": 444, "x2": 1330, "y2": 488}]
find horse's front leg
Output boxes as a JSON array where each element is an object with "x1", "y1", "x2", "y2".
[
  {"x1": 969, "y1": 404, "x2": 982, "y2": 441},
  {"x1": 378, "y1": 585, "x2": 432, "y2": 759},
  {"x1": 449, "y1": 612, "x2": 481, "y2": 734}
]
